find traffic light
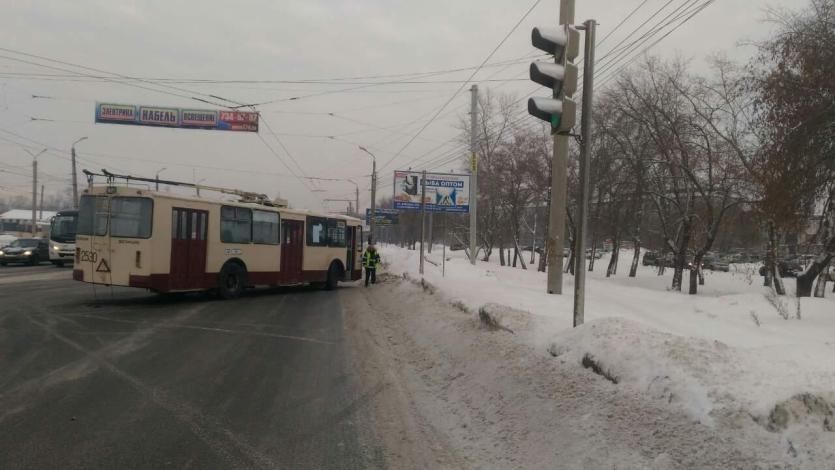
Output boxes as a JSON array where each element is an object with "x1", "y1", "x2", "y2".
[{"x1": 528, "y1": 25, "x2": 580, "y2": 132}]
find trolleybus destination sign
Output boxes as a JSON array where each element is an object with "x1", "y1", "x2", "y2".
[{"x1": 95, "y1": 102, "x2": 258, "y2": 132}]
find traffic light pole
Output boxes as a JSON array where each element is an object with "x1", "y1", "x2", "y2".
[
  {"x1": 546, "y1": 135, "x2": 567, "y2": 294},
  {"x1": 545, "y1": 1, "x2": 575, "y2": 295},
  {"x1": 573, "y1": 19, "x2": 596, "y2": 327}
]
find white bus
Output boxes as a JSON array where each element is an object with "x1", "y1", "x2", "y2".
[
  {"x1": 73, "y1": 171, "x2": 363, "y2": 298},
  {"x1": 49, "y1": 209, "x2": 78, "y2": 267}
]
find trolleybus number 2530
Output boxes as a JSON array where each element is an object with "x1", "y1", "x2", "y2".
[{"x1": 73, "y1": 177, "x2": 363, "y2": 299}]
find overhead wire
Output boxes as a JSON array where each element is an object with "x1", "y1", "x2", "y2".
[{"x1": 377, "y1": 0, "x2": 544, "y2": 174}]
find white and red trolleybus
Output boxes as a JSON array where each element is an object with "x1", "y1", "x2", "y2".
[{"x1": 73, "y1": 170, "x2": 362, "y2": 298}]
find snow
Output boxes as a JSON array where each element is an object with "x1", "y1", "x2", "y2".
[{"x1": 380, "y1": 245, "x2": 835, "y2": 462}]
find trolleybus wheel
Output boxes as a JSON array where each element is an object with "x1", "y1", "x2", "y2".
[
  {"x1": 218, "y1": 262, "x2": 246, "y2": 299},
  {"x1": 324, "y1": 262, "x2": 341, "y2": 291}
]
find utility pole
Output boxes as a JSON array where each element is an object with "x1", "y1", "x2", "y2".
[
  {"x1": 469, "y1": 84, "x2": 478, "y2": 265},
  {"x1": 24, "y1": 148, "x2": 46, "y2": 235},
  {"x1": 39, "y1": 184, "x2": 44, "y2": 220},
  {"x1": 370, "y1": 159, "x2": 376, "y2": 242},
  {"x1": 573, "y1": 19, "x2": 596, "y2": 327},
  {"x1": 419, "y1": 170, "x2": 427, "y2": 275},
  {"x1": 71, "y1": 137, "x2": 87, "y2": 208},
  {"x1": 359, "y1": 146, "x2": 377, "y2": 243},
  {"x1": 32, "y1": 158, "x2": 37, "y2": 236},
  {"x1": 355, "y1": 184, "x2": 359, "y2": 220}
]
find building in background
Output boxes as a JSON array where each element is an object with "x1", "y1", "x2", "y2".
[{"x1": 0, "y1": 209, "x2": 56, "y2": 236}]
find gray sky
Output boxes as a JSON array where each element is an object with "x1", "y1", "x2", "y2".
[{"x1": 0, "y1": 0, "x2": 796, "y2": 212}]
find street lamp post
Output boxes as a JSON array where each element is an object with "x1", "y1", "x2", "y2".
[
  {"x1": 358, "y1": 146, "x2": 377, "y2": 244},
  {"x1": 71, "y1": 137, "x2": 88, "y2": 208},
  {"x1": 155, "y1": 167, "x2": 167, "y2": 191}
]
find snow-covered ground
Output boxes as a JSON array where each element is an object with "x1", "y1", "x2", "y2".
[{"x1": 380, "y1": 244, "x2": 835, "y2": 465}]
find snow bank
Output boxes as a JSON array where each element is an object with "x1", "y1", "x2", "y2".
[{"x1": 380, "y1": 245, "x2": 835, "y2": 436}]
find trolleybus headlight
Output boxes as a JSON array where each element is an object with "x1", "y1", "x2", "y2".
[{"x1": 23, "y1": 250, "x2": 32, "y2": 256}]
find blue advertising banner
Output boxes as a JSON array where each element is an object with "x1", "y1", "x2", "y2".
[
  {"x1": 393, "y1": 170, "x2": 470, "y2": 213},
  {"x1": 95, "y1": 103, "x2": 258, "y2": 132},
  {"x1": 365, "y1": 208, "x2": 400, "y2": 225}
]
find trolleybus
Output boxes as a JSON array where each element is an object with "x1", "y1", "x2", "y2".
[{"x1": 73, "y1": 170, "x2": 363, "y2": 298}]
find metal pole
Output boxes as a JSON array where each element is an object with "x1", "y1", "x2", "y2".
[
  {"x1": 428, "y1": 212, "x2": 434, "y2": 253},
  {"x1": 419, "y1": 170, "x2": 426, "y2": 275},
  {"x1": 39, "y1": 184, "x2": 44, "y2": 220},
  {"x1": 32, "y1": 158, "x2": 37, "y2": 236},
  {"x1": 71, "y1": 146, "x2": 79, "y2": 208},
  {"x1": 443, "y1": 212, "x2": 447, "y2": 277},
  {"x1": 469, "y1": 84, "x2": 478, "y2": 265},
  {"x1": 573, "y1": 19, "x2": 596, "y2": 327},
  {"x1": 355, "y1": 185, "x2": 359, "y2": 220}
]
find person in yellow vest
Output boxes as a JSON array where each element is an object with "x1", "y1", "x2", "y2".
[{"x1": 362, "y1": 244, "x2": 381, "y2": 287}]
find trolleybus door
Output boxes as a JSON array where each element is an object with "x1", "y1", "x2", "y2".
[
  {"x1": 281, "y1": 220, "x2": 304, "y2": 283},
  {"x1": 346, "y1": 226, "x2": 356, "y2": 275},
  {"x1": 170, "y1": 208, "x2": 208, "y2": 289}
]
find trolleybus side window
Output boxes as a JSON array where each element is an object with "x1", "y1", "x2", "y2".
[
  {"x1": 306, "y1": 216, "x2": 327, "y2": 246},
  {"x1": 327, "y1": 219, "x2": 347, "y2": 247},
  {"x1": 77, "y1": 196, "x2": 109, "y2": 236},
  {"x1": 221, "y1": 206, "x2": 252, "y2": 243},
  {"x1": 111, "y1": 197, "x2": 153, "y2": 238},
  {"x1": 253, "y1": 210, "x2": 279, "y2": 245}
]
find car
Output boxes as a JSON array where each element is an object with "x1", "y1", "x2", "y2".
[
  {"x1": 702, "y1": 254, "x2": 730, "y2": 272},
  {"x1": 448, "y1": 241, "x2": 466, "y2": 251},
  {"x1": 0, "y1": 234, "x2": 17, "y2": 247},
  {"x1": 642, "y1": 251, "x2": 659, "y2": 266},
  {"x1": 0, "y1": 238, "x2": 49, "y2": 266},
  {"x1": 758, "y1": 258, "x2": 804, "y2": 278}
]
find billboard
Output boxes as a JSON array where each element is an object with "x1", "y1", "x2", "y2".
[
  {"x1": 393, "y1": 170, "x2": 470, "y2": 213},
  {"x1": 365, "y1": 208, "x2": 400, "y2": 225},
  {"x1": 95, "y1": 103, "x2": 258, "y2": 132}
]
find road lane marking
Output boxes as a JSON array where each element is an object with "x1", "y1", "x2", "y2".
[
  {"x1": 54, "y1": 312, "x2": 337, "y2": 345},
  {"x1": 24, "y1": 315, "x2": 279, "y2": 470}
]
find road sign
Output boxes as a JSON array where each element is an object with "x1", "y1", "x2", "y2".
[
  {"x1": 393, "y1": 170, "x2": 470, "y2": 213},
  {"x1": 95, "y1": 103, "x2": 259, "y2": 132},
  {"x1": 365, "y1": 208, "x2": 399, "y2": 225}
]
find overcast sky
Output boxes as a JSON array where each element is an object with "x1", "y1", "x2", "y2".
[{"x1": 0, "y1": 0, "x2": 797, "y2": 212}]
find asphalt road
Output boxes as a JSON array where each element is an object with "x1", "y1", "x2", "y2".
[{"x1": 0, "y1": 265, "x2": 385, "y2": 470}]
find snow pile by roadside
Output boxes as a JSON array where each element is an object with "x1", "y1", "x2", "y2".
[
  {"x1": 380, "y1": 245, "x2": 835, "y2": 451},
  {"x1": 546, "y1": 317, "x2": 835, "y2": 431}
]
